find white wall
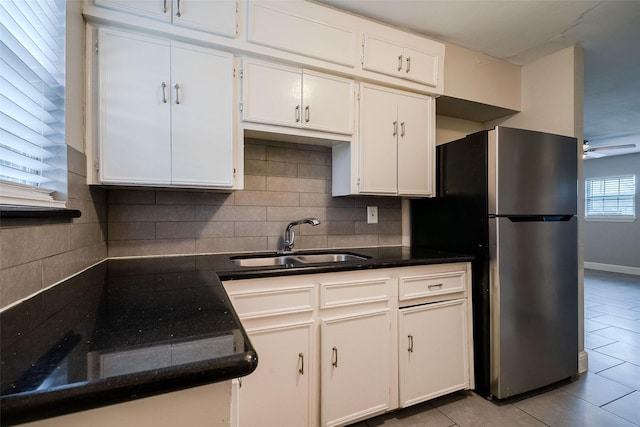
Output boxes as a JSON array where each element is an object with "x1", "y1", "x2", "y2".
[{"x1": 584, "y1": 153, "x2": 640, "y2": 274}]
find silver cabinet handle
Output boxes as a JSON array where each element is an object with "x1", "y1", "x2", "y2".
[
  {"x1": 298, "y1": 352, "x2": 304, "y2": 375},
  {"x1": 163, "y1": 0, "x2": 168, "y2": 13},
  {"x1": 408, "y1": 334, "x2": 414, "y2": 353},
  {"x1": 406, "y1": 56, "x2": 411, "y2": 73},
  {"x1": 400, "y1": 122, "x2": 405, "y2": 137},
  {"x1": 176, "y1": 0, "x2": 182, "y2": 17},
  {"x1": 295, "y1": 105, "x2": 301, "y2": 122},
  {"x1": 393, "y1": 121, "x2": 398, "y2": 137},
  {"x1": 428, "y1": 283, "x2": 444, "y2": 289},
  {"x1": 174, "y1": 83, "x2": 181, "y2": 104},
  {"x1": 332, "y1": 346, "x2": 338, "y2": 367},
  {"x1": 397, "y1": 54, "x2": 403, "y2": 71},
  {"x1": 304, "y1": 105, "x2": 310, "y2": 123},
  {"x1": 161, "y1": 82, "x2": 168, "y2": 103}
]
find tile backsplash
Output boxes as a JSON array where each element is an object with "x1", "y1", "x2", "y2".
[{"x1": 107, "y1": 139, "x2": 402, "y2": 257}]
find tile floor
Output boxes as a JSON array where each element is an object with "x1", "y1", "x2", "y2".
[{"x1": 349, "y1": 269, "x2": 640, "y2": 427}]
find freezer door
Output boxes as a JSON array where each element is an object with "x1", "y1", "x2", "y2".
[
  {"x1": 490, "y1": 216, "x2": 578, "y2": 399},
  {"x1": 489, "y1": 127, "x2": 578, "y2": 215}
]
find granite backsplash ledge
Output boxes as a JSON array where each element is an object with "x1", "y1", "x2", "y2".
[{"x1": 106, "y1": 139, "x2": 403, "y2": 258}]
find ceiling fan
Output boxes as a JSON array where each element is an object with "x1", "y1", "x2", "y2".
[{"x1": 583, "y1": 141, "x2": 637, "y2": 159}]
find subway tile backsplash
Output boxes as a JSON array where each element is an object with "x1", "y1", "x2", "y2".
[{"x1": 107, "y1": 139, "x2": 402, "y2": 257}]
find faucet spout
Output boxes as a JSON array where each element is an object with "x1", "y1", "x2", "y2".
[{"x1": 283, "y1": 218, "x2": 320, "y2": 252}]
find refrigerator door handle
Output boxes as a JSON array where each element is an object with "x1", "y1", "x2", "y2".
[{"x1": 505, "y1": 215, "x2": 573, "y2": 222}]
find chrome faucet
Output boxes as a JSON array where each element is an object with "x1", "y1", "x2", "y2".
[{"x1": 283, "y1": 218, "x2": 320, "y2": 252}]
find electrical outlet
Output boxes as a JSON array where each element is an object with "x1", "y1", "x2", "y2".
[{"x1": 367, "y1": 206, "x2": 378, "y2": 224}]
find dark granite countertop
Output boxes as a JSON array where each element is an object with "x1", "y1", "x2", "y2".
[{"x1": 0, "y1": 246, "x2": 471, "y2": 425}]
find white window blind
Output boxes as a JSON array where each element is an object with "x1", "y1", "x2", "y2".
[
  {"x1": 0, "y1": 0, "x2": 66, "y2": 207},
  {"x1": 585, "y1": 175, "x2": 636, "y2": 218}
]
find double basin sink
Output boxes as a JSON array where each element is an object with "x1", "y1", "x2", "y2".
[{"x1": 230, "y1": 251, "x2": 370, "y2": 268}]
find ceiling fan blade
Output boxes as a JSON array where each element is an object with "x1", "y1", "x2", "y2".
[
  {"x1": 584, "y1": 151, "x2": 606, "y2": 159},
  {"x1": 590, "y1": 143, "x2": 637, "y2": 152}
]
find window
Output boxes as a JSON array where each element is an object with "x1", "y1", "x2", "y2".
[
  {"x1": 0, "y1": 0, "x2": 66, "y2": 207},
  {"x1": 585, "y1": 175, "x2": 636, "y2": 220}
]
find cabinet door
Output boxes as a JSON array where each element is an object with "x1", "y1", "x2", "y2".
[
  {"x1": 172, "y1": 0, "x2": 237, "y2": 37},
  {"x1": 302, "y1": 71, "x2": 354, "y2": 135},
  {"x1": 99, "y1": 29, "x2": 172, "y2": 184},
  {"x1": 239, "y1": 323, "x2": 313, "y2": 427},
  {"x1": 362, "y1": 34, "x2": 403, "y2": 79},
  {"x1": 358, "y1": 85, "x2": 398, "y2": 194},
  {"x1": 402, "y1": 46, "x2": 439, "y2": 88},
  {"x1": 171, "y1": 44, "x2": 234, "y2": 186},
  {"x1": 321, "y1": 310, "x2": 390, "y2": 427},
  {"x1": 399, "y1": 299, "x2": 469, "y2": 407},
  {"x1": 95, "y1": 0, "x2": 170, "y2": 21},
  {"x1": 242, "y1": 60, "x2": 302, "y2": 128},
  {"x1": 397, "y1": 93, "x2": 434, "y2": 196}
]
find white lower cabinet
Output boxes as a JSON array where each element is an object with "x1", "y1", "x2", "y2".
[
  {"x1": 223, "y1": 262, "x2": 472, "y2": 427},
  {"x1": 399, "y1": 299, "x2": 469, "y2": 407},
  {"x1": 239, "y1": 323, "x2": 314, "y2": 427},
  {"x1": 321, "y1": 310, "x2": 390, "y2": 427}
]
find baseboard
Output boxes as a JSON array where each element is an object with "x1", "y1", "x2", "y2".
[
  {"x1": 578, "y1": 350, "x2": 589, "y2": 374},
  {"x1": 584, "y1": 262, "x2": 640, "y2": 276}
]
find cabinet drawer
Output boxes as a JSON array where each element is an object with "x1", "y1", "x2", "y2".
[
  {"x1": 399, "y1": 270, "x2": 466, "y2": 301},
  {"x1": 229, "y1": 285, "x2": 315, "y2": 319},
  {"x1": 320, "y1": 276, "x2": 391, "y2": 309}
]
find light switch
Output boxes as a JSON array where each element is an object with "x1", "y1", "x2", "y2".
[{"x1": 367, "y1": 206, "x2": 378, "y2": 224}]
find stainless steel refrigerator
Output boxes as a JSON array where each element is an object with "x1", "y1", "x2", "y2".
[{"x1": 411, "y1": 126, "x2": 578, "y2": 399}]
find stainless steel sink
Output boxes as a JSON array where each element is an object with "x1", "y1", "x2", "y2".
[{"x1": 230, "y1": 252, "x2": 369, "y2": 267}]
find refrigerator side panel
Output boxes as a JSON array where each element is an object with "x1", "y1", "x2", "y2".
[
  {"x1": 491, "y1": 216, "x2": 578, "y2": 398},
  {"x1": 495, "y1": 127, "x2": 578, "y2": 215},
  {"x1": 410, "y1": 130, "x2": 493, "y2": 396}
]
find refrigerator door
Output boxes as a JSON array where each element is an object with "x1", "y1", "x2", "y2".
[
  {"x1": 488, "y1": 127, "x2": 578, "y2": 216},
  {"x1": 490, "y1": 216, "x2": 578, "y2": 399}
]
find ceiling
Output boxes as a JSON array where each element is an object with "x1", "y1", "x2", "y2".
[{"x1": 318, "y1": 0, "x2": 640, "y2": 158}]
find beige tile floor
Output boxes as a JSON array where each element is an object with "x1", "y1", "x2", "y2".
[{"x1": 349, "y1": 269, "x2": 640, "y2": 427}]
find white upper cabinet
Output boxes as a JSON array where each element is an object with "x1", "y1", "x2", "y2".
[
  {"x1": 242, "y1": 58, "x2": 354, "y2": 135},
  {"x1": 94, "y1": 0, "x2": 237, "y2": 37},
  {"x1": 247, "y1": 0, "x2": 357, "y2": 67},
  {"x1": 96, "y1": 28, "x2": 238, "y2": 188},
  {"x1": 362, "y1": 33, "x2": 444, "y2": 90},
  {"x1": 335, "y1": 83, "x2": 434, "y2": 197}
]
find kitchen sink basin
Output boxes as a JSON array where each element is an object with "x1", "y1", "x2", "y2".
[{"x1": 230, "y1": 252, "x2": 370, "y2": 267}]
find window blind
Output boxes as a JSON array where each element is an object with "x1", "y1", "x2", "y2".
[
  {"x1": 586, "y1": 175, "x2": 636, "y2": 217},
  {"x1": 0, "y1": 0, "x2": 66, "y2": 207}
]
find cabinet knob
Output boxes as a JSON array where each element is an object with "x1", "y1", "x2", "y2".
[
  {"x1": 305, "y1": 105, "x2": 310, "y2": 123},
  {"x1": 295, "y1": 105, "x2": 301, "y2": 123},
  {"x1": 406, "y1": 56, "x2": 411, "y2": 73},
  {"x1": 332, "y1": 346, "x2": 338, "y2": 367},
  {"x1": 400, "y1": 122, "x2": 406, "y2": 137},
  {"x1": 408, "y1": 334, "x2": 414, "y2": 353},
  {"x1": 397, "y1": 54, "x2": 403, "y2": 72},
  {"x1": 393, "y1": 121, "x2": 398, "y2": 137},
  {"x1": 176, "y1": 0, "x2": 182, "y2": 17}
]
